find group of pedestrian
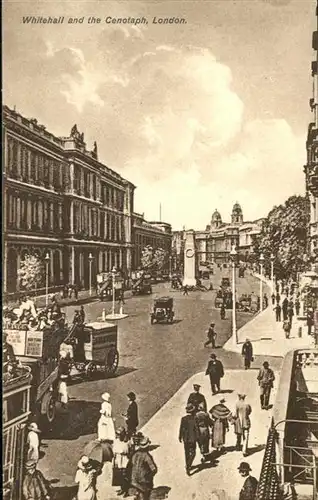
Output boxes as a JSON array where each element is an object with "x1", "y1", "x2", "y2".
[
  {"x1": 178, "y1": 383, "x2": 258, "y2": 497},
  {"x1": 272, "y1": 286, "x2": 301, "y2": 339},
  {"x1": 74, "y1": 390, "x2": 158, "y2": 500}
]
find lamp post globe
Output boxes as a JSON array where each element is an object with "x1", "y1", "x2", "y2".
[
  {"x1": 88, "y1": 253, "x2": 94, "y2": 297},
  {"x1": 44, "y1": 253, "x2": 50, "y2": 307}
]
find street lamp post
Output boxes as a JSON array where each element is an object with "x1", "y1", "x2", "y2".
[
  {"x1": 169, "y1": 255, "x2": 172, "y2": 279},
  {"x1": 111, "y1": 266, "x2": 116, "y2": 317},
  {"x1": 259, "y1": 253, "x2": 265, "y2": 311},
  {"x1": 88, "y1": 253, "x2": 94, "y2": 297},
  {"x1": 230, "y1": 246, "x2": 238, "y2": 346},
  {"x1": 44, "y1": 253, "x2": 50, "y2": 307},
  {"x1": 270, "y1": 253, "x2": 275, "y2": 294}
]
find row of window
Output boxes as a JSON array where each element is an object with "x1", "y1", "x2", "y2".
[
  {"x1": 73, "y1": 168, "x2": 125, "y2": 211},
  {"x1": 6, "y1": 193, "x2": 63, "y2": 232},
  {"x1": 6, "y1": 138, "x2": 65, "y2": 191},
  {"x1": 72, "y1": 202, "x2": 124, "y2": 242}
]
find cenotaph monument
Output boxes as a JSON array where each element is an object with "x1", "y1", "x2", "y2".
[{"x1": 183, "y1": 230, "x2": 197, "y2": 287}]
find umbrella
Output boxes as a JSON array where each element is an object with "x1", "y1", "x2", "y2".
[{"x1": 83, "y1": 439, "x2": 113, "y2": 463}]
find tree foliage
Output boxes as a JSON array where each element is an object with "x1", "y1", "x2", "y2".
[
  {"x1": 252, "y1": 195, "x2": 307, "y2": 281},
  {"x1": 140, "y1": 246, "x2": 167, "y2": 271},
  {"x1": 18, "y1": 254, "x2": 44, "y2": 290}
]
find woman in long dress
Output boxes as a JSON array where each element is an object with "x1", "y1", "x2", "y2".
[
  {"x1": 75, "y1": 456, "x2": 98, "y2": 500},
  {"x1": 209, "y1": 398, "x2": 232, "y2": 452},
  {"x1": 97, "y1": 392, "x2": 116, "y2": 442}
]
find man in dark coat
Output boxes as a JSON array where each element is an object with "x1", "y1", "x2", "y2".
[
  {"x1": 275, "y1": 292, "x2": 280, "y2": 304},
  {"x1": 241, "y1": 339, "x2": 253, "y2": 370},
  {"x1": 307, "y1": 308, "x2": 314, "y2": 335},
  {"x1": 238, "y1": 462, "x2": 258, "y2": 500},
  {"x1": 282, "y1": 297, "x2": 289, "y2": 321},
  {"x1": 129, "y1": 436, "x2": 157, "y2": 500},
  {"x1": 187, "y1": 384, "x2": 207, "y2": 412},
  {"x1": 205, "y1": 353, "x2": 224, "y2": 394},
  {"x1": 22, "y1": 462, "x2": 51, "y2": 500},
  {"x1": 124, "y1": 391, "x2": 139, "y2": 438},
  {"x1": 288, "y1": 303, "x2": 294, "y2": 325},
  {"x1": 179, "y1": 403, "x2": 200, "y2": 475},
  {"x1": 257, "y1": 361, "x2": 275, "y2": 410},
  {"x1": 3, "y1": 332, "x2": 18, "y2": 375},
  {"x1": 274, "y1": 303, "x2": 281, "y2": 322},
  {"x1": 204, "y1": 323, "x2": 217, "y2": 348}
]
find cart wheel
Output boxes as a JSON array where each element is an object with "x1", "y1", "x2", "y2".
[
  {"x1": 85, "y1": 362, "x2": 97, "y2": 379},
  {"x1": 42, "y1": 392, "x2": 57, "y2": 425},
  {"x1": 104, "y1": 348, "x2": 119, "y2": 376}
]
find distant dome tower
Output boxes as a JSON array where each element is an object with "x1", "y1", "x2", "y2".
[
  {"x1": 231, "y1": 202, "x2": 243, "y2": 225},
  {"x1": 211, "y1": 209, "x2": 222, "y2": 230}
]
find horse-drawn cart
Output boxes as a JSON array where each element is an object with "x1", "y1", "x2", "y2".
[{"x1": 61, "y1": 321, "x2": 119, "y2": 379}]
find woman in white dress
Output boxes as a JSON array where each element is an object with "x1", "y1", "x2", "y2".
[
  {"x1": 97, "y1": 392, "x2": 116, "y2": 442},
  {"x1": 75, "y1": 456, "x2": 98, "y2": 500}
]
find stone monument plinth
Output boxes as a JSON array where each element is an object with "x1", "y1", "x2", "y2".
[{"x1": 183, "y1": 230, "x2": 197, "y2": 287}]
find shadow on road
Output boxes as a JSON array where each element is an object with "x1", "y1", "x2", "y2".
[
  {"x1": 67, "y1": 366, "x2": 138, "y2": 386},
  {"x1": 51, "y1": 484, "x2": 77, "y2": 500},
  {"x1": 151, "y1": 485, "x2": 171, "y2": 498},
  {"x1": 42, "y1": 400, "x2": 100, "y2": 440}
]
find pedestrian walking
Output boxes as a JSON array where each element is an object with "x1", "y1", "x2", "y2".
[
  {"x1": 79, "y1": 305, "x2": 85, "y2": 324},
  {"x1": 209, "y1": 398, "x2": 231, "y2": 453},
  {"x1": 129, "y1": 436, "x2": 157, "y2": 499},
  {"x1": 195, "y1": 403, "x2": 213, "y2": 462},
  {"x1": 187, "y1": 383, "x2": 207, "y2": 412},
  {"x1": 282, "y1": 297, "x2": 289, "y2": 321},
  {"x1": 220, "y1": 303, "x2": 226, "y2": 320},
  {"x1": 295, "y1": 298, "x2": 300, "y2": 316},
  {"x1": 26, "y1": 422, "x2": 41, "y2": 467},
  {"x1": 271, "y1": 293, "x2": 275, "y2": 306},
  {"x1": 58, "y1": 350, "x2": 71, "y2": 408},
  {"x1": 75, "y1": 456, "x2": 98, "y2": 500},
  {"x1": 178, "y1": 403, "x2": 200, "y2": 475},
  {"x1": 204, "y1": 323, "x2": 217, "y2": 348},
  {"x1": 283, "y1": 319, "x2": 292, "y2": 339},
  {"x1": 205, "y1": 353, "x2": 224, "y2": 395},
  {"x1": 23, "y1": 462, "x2": 51, "y2": 500},
  {"x1": 112, "y1": 427, "x2": 130, "y2": 497},
  {"x1": 241, "y1": 339, "x2": 253, "y2": 370},
  {"x1": 307, "y1": 308, "x2": 314, "y2": 335},
  {"x1": 182, "y1": 285, "x2": 189, "y2": 296},
  {"x1": 257, "y1": 361, "x2": 275, "y2": 410},
  {"x1": 97, "y1": 392, "x2": 116, "y2": 442},
  {"x1": 276, "y1": 292, "x2": 280, "y2": 304},
  {"x1": 288, "y1": 304, "x2": 294, "y2": 325},
  {"x1": 238, "y1": 462, "x2": 258, "y2": 500},
  {"x1": 274, "y1": 303, "x2": 281, "y2": 322},
  {"x1": 123, "y1": 391, "x2": 139, "y2": 439},
  {"x1": 232, "y1": 394, "x2": 251, "y2": 456},
  {"x1": 263, "y1": 293, "x2": 268, "y2": 308}
]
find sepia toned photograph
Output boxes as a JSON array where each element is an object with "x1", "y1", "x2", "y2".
[{"x1": 2, "y1": 0, "x2": 318, "y2": 499}]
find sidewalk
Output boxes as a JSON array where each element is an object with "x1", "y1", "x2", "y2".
[
  {"x1": 224, "y1": 276, "x2": 315, "y2": 357},
  {"x1": 97, "y1": 369, "x2": 278, "y2": 500},
  {"x1": 7, "y1": 289, "x2": 99, "y2": 309}
]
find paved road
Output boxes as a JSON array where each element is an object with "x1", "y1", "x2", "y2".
[{"x1": 39, "y1": 270, "x2": 279, "y2": 488}]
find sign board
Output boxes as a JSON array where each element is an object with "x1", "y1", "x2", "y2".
[
  {"x1": 6, "y1": 330, "x2": 27, "y2": 356},
  {"x1": 5, "y1": 329, "x2": 43, "y2": 357},
  {"x1": 26, "y1": 331, "x2": 43, "y2": 357}
]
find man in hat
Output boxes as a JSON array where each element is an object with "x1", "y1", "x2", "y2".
[
  {"x1": 238, "y1": 462, "x2": 258, "y2": 500},
  {"x1": 124, "y1": 391, "x2": 139, "y2": 438},
  {"x1": 187, "y1": 384, "x2": 207, "y2": 412},
  {"x1": 129, "y1": 436, "x2": 157, "y2": 500},
  {"x1": 274, "y1": 302, "x2": 282, "y2": 322},
  {"x1": 195, "y1": 403, "x2": 213, "y2": 461},
  {"x1": 3, "y1": 331, "x2": 18, "y2": 376},
  {"x1": 241, "y1": 339, "x2": 253, "y2": 370},
  {"x1": 204, "y1": 323, "x2": 217, "y2": 348},
  {"x1": 205, "y1": 353, "x2": 224, "y2": 395},
  {"x1": 232, "y1": 394, "x2": 252, "y2": 456},
  {"x1": 179, "y1": 403, "x2": 200, "y2": 475},
  {"x1": 26, "y1": 422, "x2": 41, "y2": 467},
  {"x1": 257, "y1": 361, "x2": 275, "y2": 410}
]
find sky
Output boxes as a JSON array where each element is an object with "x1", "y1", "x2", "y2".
[{"x1": 3, "y1": 0, "x2": 316, "y2": 230}]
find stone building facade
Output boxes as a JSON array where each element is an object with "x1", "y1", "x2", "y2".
[
  {"x1": 172, "y1": 203, "x2": 263, "y2": 268},
  {"x1": 3, "y1": 105, "x2": 135, "y2": 294}
]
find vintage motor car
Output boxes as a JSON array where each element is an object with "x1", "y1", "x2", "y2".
[
  {"x1": 150, "y1": 296, "x2": 174, "y2": 324},
  {"x1": 61, "y1": 321, "x2": 119, "y2": 379}
]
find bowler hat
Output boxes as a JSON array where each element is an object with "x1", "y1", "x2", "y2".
[
  {"x1": 238, "y1": 462, "x2": 251, "y2": 472},
  {"x1": 210, "y1": 353, "x2": 216, "y2": 359},
  {"x1": 127, "y1": 391, "x2": 136, "y2": 400},
  {"x1": 139, "y1": 436, "x2": 151, "y2": 449},
  {"x1": 193, "y1": 384, "x2": 201, "y2": 389}
]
